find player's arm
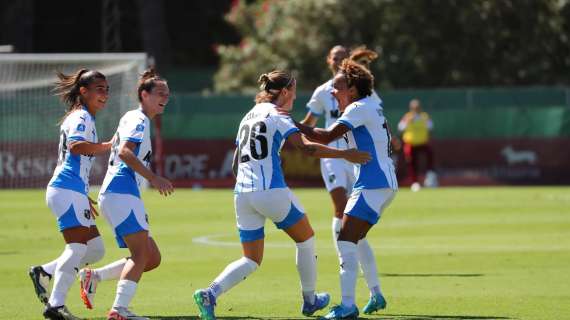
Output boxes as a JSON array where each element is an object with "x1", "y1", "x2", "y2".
[
  {"x1": 287, "y1": 132, "x2": 370, "y2": 164},
  {"x1": 69, "y1": 140, "x2": 113, "y2": 156},
  {"x1": 118, "y1": 141, "x2": 173, "y2": 196},
  {"x1": 294, "y1": 121, "x2": 350, "y2": 145}
]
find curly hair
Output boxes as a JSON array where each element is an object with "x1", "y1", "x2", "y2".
[{"x1": 338, "y1": 59, "x2": 374, "y2": 98}]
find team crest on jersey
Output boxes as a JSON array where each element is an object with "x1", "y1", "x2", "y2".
[
  {"x1": 76, "y1": 124, "x2": 86, "y2": 132},
  {"x1": 84, "y1": 209, "x2": 91, "y2": 220},
  {"x1": 135, "y1": 124, "x2": 145, "y2": 132},
  {"x1": 329, "y1": 174, "x2": 336, "y2": 183}
]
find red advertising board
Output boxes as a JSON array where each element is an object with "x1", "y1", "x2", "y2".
[{"x1": 1, "y1": 138, "x2": 569, "y2": 188}]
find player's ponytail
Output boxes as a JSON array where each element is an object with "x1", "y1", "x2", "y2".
[
  {"x1": 53, "y1": 68, "x2": 106, "y2": 122},
  {"x1": 137, "y1": 68, "x2": 167, "y2": 102},
  {"x1": 349, "y1": 45, "x2": 378, "y2": 69},
  {"x1": 338, "y1": 59, "x2": 374, "y2": 98},
  {"x1": 255, "y1": 70, "x2": 295, "y2": 104}
]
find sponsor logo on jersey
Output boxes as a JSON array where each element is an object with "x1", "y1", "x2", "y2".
[
  {"x1": 77, "y1": 124, "x2": 86, "y2": 132},
  {"x1": 329, "y1": 174, "x2": 336, "y2": 183},
  {"x1": 135, "y1": 124, "x2": 145, "y2": 132}
]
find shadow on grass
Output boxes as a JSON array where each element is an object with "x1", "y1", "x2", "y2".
[
  {"x1": 88, "y1": 316, "x2": 511, "y2": 320},
  {"x1": 369, "y1": 314, "x2": 512, "y2": 320},
  {"x1": 89, "y1": 317, "x2": 310, "y2": 320},
  {"x1": 381, "y1": 273, "x2": 484, "y2": 278}
]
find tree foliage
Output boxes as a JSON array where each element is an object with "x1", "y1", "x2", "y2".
[{"x1": 214, "y1": 0, "x2": 570, "y2": 92}]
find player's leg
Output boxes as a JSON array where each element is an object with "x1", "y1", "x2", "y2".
[
  {"x1": 324, "y1": 188, "x2": 386, "y2": 320},
  {"x1": 358, "y1": 189, "x2": 396, "y2": 314},
  {"x1": 77, "y1": 226, "x2": 106, "y2": 309},
  {"x1": 320, "y1": 158, "x2": 349, "y2": 251},
  {"x1": 97, "y1": 193, "x2": 150, "y2": 320},
  {"x1": 40, "y1": 188, "x2": 91, "y2": 320},
  {"x1": 266, "y1": 189, "x2": 330, "y2": 316},
  {"x1": 194, "y1": 192, "x2": 261, "y2": 320},
  {"x1": 106, "y1": 230, "x2": 151, "y2": 320}
]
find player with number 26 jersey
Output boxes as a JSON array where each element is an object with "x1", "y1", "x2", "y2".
[{"x1": 234, "y1": 102, "x2": 299, "y2": 193}]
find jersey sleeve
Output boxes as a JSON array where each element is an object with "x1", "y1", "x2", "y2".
[
  {"x1": 66, "y1": 111, "x2": 91, "y2": 142},
  {"x1": 118, "y1": 114, "x2": 145, "y2": 144},
  {"x1": 306, "y1": 87, "x2": 326, "y2": 116},
  {"x1": 336, "y1": 104, "x2": 366, "y2": 130},
  {"x1": 275, "y1": 115, "x2": 300, "y2": 140}
]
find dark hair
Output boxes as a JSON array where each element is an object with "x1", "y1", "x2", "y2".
[
  {"x1": 338, "y1": 59, "x2": 374, "y2": 98},
  {"x1": 137, "y1": 68, "x2": 167, "y2": 102},
  {"x1": 254, "y1": 70, "x2": 295, "y2": 104},
  {"x1": 53, "y1": 69, "x2": 106, "y2": 119}
]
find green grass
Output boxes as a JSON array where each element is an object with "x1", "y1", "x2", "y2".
[{"x1": 1, "y1": 187, "x2": 569, "y2": 319}]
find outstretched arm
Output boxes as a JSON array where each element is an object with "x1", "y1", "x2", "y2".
[
  {"x1": 69, "y1": 140, "x2": 113, "y2": 156},
  {"x1": 287, "y1": 132, "x2": 370, "y2": 164},
  {"x1": 294, "y1": 121, "x2": 351, "y2": 145}
]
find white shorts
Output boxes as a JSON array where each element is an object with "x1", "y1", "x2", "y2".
[
  {"x1": 99, "y1": 193, "x2": 149, "y2": 248},
  {"x1": 46, "y1": 186, "x2": 94, "y2": 232},
  {"x1": 234, "y1": 188, "x2": 305, "y2": 242},
  {"x1": 320, "y1": 158, "x2": 355, "y2": 193},
  {"x1": 344, "y1": 188, "x2": 396, "y2": 225}
]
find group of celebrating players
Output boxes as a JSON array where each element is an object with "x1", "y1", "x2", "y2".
[{"x1": 29, "y1": 44, "x2": 397, "y2": 320}]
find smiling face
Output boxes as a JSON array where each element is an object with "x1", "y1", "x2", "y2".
[
  {"x1": 141, "y1": 81, "x2": 169, "y2": 118},
  {"x1": 79, "y1": 78, "x2": 109, "y2": 115},
  {"x1": 331, "y1": 73, "x2": 357, "y2": 111}
]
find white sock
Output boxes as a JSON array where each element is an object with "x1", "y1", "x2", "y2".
[
  {"x1": 337, "y1": 240, "x2": 358, "y2": 308},
  {"x1": 112, "y1": 279, "x2": 138, "y2": 309},
  {"x1": 80, "y1": 236, "x2": 105, "y2": 267},
  {"x1": 41, "y1": 259, "x2": 58, "y2": 276},
  {"x1": 332, "y1": 217, "x2": 342, "y2": 253},
  {"x1": 94, "y1": 258, "x2": 128, "y2": 281},
  {"x1": 357, "y1": 238, "x2": 381, "y2": 296},
  {"x1": 209, "y1": 257, "x2": 258, "y2": 298},
  {"x1": 296, "y1": 237, "x2": 316, "y2": 304},
  {"x1": 48, "y1": 243, "x2": 87, "y2": 307}
]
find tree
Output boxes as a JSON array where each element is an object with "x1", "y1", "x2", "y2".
[{"x1": 213, "y1": 0, "x2": 570, "y2": 92}]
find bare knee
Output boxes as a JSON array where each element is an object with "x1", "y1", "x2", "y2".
[{"x1": 145, "y1": 249, "x2": 161, "y2": 271}]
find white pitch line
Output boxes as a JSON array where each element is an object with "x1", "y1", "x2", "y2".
[{"x1": 191, "y1": 233, "x2": 570, "y2": 254}]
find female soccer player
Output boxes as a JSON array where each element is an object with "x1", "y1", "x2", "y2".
[
  {"x1": 82, "y1": 69, "x2": 173, "y2": 320},
  {"x1": 301, "y1": 45, "x2": 388, "y2": 316},
  {"x1": 193, "y1": 70, "x2": 371, "y2": 320},
  {"x1": 295, "y1": 60, "x2": 398, "y2": 319},
  {"x1": 29, "y1": 69, "x2": 112, "y2": 320}
]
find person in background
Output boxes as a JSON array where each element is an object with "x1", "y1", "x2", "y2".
[{"x1": 397, "y1": 98, "x2": 437, "y2": 191}]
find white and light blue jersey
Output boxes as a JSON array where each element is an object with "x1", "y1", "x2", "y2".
[
  {"x1": 308, "y1": 80, "x2": 383, "y2": 149},
  {"x1": 307, "y1": 80, "x2": 346, "y2": 149},
  {"x1": 48, "y1": 107, "x2": 97, "y2": 195},
  {"x1": 336, "y1": 95, "x2": 398, "y2": 191},
  {"x1": 234, "y1": 103, "x2": 300, "y2": 193},
  {"x1": 100, "y1": 108, "x2": 151, "y2": 198}
]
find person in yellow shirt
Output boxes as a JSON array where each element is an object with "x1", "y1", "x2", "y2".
[{"x1": 398, "y1": 99, "x2": 437, "y2": 191}]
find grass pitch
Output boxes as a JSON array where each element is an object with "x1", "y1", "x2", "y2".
[{"x1": 1, "y1": 187, "x2": 569, "y2": 319}]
